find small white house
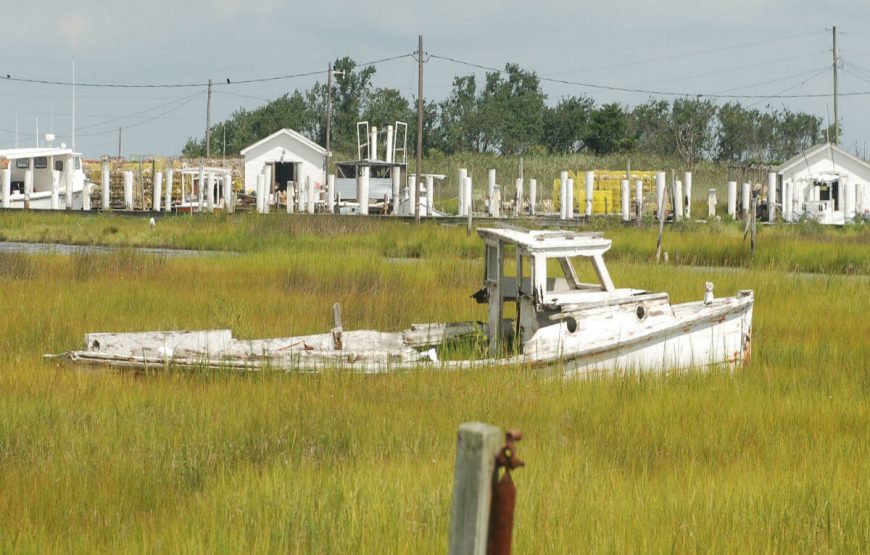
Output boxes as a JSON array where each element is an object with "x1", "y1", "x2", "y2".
[
  {"x1": 777, "y1": 143, "x2": 870, "y2": 224},
  {"x1": 240, "y1": 129, "x2": 326, "y2": 197}
]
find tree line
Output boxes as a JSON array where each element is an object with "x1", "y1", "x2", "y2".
[{"x1": 183, "y1": 57, "x2": 831, "y2": 166}]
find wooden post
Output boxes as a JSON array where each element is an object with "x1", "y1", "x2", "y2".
[
  {"x1": 448, "y1": 422, "x2": 503, "y2": 555},
  {"x1": 331, "y1": 303, "x2": 343, "y2": 350}
]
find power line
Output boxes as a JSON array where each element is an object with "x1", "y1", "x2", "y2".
[
  {"x1": 538, "y1": 30, "x2": 827, "y2": 75},
  {"x1": 428, "y1": 53, "x2": 870, "y2": 99},
  {"x1": 0, "y1": 53, "x2": 415, "y2": 89},
  {"x1": 57, "y1": 91, "x2": 204, "y2": 134},
  {"x1": 714, "y1": 66, "x2": 830, "y2": 94},
  {"x1": 74, "y1": 93, "x2": 204, "y2": 137}
]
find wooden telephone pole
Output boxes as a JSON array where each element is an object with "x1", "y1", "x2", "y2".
[
  {"x1": 832, "y1": 25, "x2": 839, "y2": 145},
  {"x1": 205, "y1": 79, "x2": 213, "y2": 157}
]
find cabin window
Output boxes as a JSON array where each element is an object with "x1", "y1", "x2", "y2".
[
  {"x1": 55, "y1": 161, "x2": 64, "y2": 172},
  {"x1": 34, "y1": 157, "x2": 48, "y2": 169},
  {"x1": 545, "y1": 256, "x2": 604, "y2": 293},
  {"x1": 485, "y1": 245, "x2": 499, "y2": 282},
  {"x1": 15, "y1": 159, "x2": 30, "y2": 169},
  {"x1": 75, "y1": 158, "x2": 82, "y2": 170}
]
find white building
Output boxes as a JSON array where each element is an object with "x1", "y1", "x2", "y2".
[
  {"x1": 240, "y1": 128, "x2": 326, "y2": 197},
  {"x1": 777, "y1": 143, "x2": 870, "y2": 224}
]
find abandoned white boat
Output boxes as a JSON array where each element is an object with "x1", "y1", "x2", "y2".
[
  {"x1": 52, "y1": 228, "x2": 753, "y2": 376},
  {"x1": 0, "y1": 147, "x2": 91, "y2": 210}
]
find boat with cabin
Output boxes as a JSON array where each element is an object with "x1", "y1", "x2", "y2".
[
  {"x1": 0, "y1": 147, "x2": 91, "y2": 209},
  {"x1": 52, "y1": 228, "x2": 753, "y2": 376}
]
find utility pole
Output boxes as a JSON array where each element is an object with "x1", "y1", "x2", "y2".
[
  {"x1": 205, "y1": 78, "x2": 213, "y2": 158},
  {"x1": 117, "y1": 127, "x2": 122, "y2": 160},
  {"x1": 832, "y1": 24, "x2": 839, "y2": 145},
  {"x1": 415, "y1": 34, "x2": 424, "y2": 223},
  {"x1": 71, "y1": 58, "x2": 76, "y2": 151},
  {"x1": 325, "y1": 62, "x2": 333, "y2": 175}
]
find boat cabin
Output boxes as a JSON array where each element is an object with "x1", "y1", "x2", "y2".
[
  {"x1": 0, "y1": 147, "x2": 87, "y2": 209},
  {"x1": 476, "y1": 228, "x2": 646, "y2": 354}
]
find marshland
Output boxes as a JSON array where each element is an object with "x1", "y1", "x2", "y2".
[{"x1": 1, "y1": 210, "x2": 869, "y2": 552}]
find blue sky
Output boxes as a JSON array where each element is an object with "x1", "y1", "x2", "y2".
[{"x1": 1, "y1": 0, "x2": 868, "y2": 157}]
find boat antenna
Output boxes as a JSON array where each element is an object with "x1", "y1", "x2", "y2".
[{"x1": 71, "y1": 58, "x2": 76, "y2": 151}]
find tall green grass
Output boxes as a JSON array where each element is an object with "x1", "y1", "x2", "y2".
[{"x1": 0, "y1": 216, "x2": 869, "y2": 552}]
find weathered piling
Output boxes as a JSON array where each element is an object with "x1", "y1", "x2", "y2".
[
  {"x1": 207, "y1": 173, "x2": 216, "y2": 212},
  {"x1": 487, "y1": 169, "x2": 496, "y2": 214},
  {"x1": 741, "y1": 182, "x2": 751, "y2": 219},
  {"x1": 50, "y1": 170, "x2": 60, "y2": 210},
  {"x1": 529, "y1": 178, "x2": 537, "y2": 216},
  {"x1": 256, "y1": 174, "x2": 265, "y2": 213},
  {"x1": 767, "y1": 172, "x2": 776, "y2": 222},
  {"x1": 708, "y1": 188, "x2": 717, "y2": 217},
  {"x1": 566, "y1": 177, "x2": 574, "y2": 219},
  {"x1": 152, "y1": 171, "x2": 162, "y2": 212},
  {"x1": 306, "y1": 175, "x2": 315, "y2": 214},
  {"x1": 23, "y1": 170, "x2": 32, "y2": 210},
  {"x1": 674, "y1": 180, "x2": 683, "y2": 222},
  {"x1": 559, "y1": 171, "x2": 568, "y2": 220},
  {"x1": 783, "y1": 180, "x2": 792, "y2": 222},
  {"x1": 458, "y1": 168, "x2": 468, "y2": 216},
  {"x1": 684, "y1": 171, "x2": 692, "y2": 219},
  {"x1": 198, "y1": 167, "x2": 206, "y2": 211},
  {"x1": 845, "y1": 178, "x2": 856, "y2": 223},
  {"x1": 327, "y1": 174, "x2": 336, "y2": 213},
  {"x1": 514, "y1": 178, "x2": 523, "y2": 217},
  {"x1": 101, "y1": 161, "x2": 111, "y2": 210},
  {"x1": 390, "y1": 168, "x2": 400, "y2": 215},
  {"x1": 64, "y1": 156, "x2": 73, "y2": 209},
  {"x1": 448, "y1": 422, "x2": 503, "y2": 555},
  {"x1": 655, "y1": 171, "x2": 666, "y2": 219},
  {"x1": 223, "y1": 174, "x2": 233, "y2": 214},
  {"x1": 426, "y1": 175, "x2": 435, "y2": 216},
  {"x1": 635, "y1": 179, "x2": 643, "y2": 220}
]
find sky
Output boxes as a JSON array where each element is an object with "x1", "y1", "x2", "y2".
[{"x1": 1, "y1": 0, "x2": 869, "y2": 158}]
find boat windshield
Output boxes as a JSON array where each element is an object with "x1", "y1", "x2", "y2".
[{"x1": 545, "y1": 256, "x2": 606, "y2": 293}]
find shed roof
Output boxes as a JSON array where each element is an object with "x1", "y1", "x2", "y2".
[
  {"x1": 240, "y1": 128, "x2": 326, "y2": 157},
  {"x1": 777, "y1": 142, "x2": 870, "y2": 175}
]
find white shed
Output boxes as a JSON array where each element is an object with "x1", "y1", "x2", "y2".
[
  {"x1": 240, "y1": 129, "x2": 326, "y2": 196},
  {"x1": 777, "y1": 142, "x2": 870, "y2": 224}
]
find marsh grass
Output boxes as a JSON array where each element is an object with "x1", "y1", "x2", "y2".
[{"x1": 1, "y1": 214, "x2": 869, "y2": 552}]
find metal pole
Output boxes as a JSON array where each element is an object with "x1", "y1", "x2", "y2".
[
  {"x1": 833, "y1": 24, "x2": 839, "y2": 144},
  {"x1": 415, "y1": 35, "x2": 424, "y2": 223},
  {"x1": 205, "y1": 79, "x2": 212, "y2": 157},
  {"x1": 325, "y1": 62, "x2": 333, "y2": 175}
]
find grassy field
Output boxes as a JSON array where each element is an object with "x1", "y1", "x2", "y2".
[{"x1": 1, "y1": 211, "x2": 869, "y2": 553}]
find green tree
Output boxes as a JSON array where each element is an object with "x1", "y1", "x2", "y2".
[
  {"x1": 671, "y1": 97, "x2": 717, "y2": 167},
  {"x1": 543, "y1": 96, "x2": 594, "y2": 154},
  {"x1": 629, "y1": 99, "x2": 672, "y2": 156},
  {"x1": 478, "y1": 64, "x2": 546, "y2": 155},
  {"x1": 586, "y1": 103, "x2": 632, "y2": 155}
]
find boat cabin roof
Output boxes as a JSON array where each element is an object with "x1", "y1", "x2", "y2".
[
  {"x1": 477, "y1": 228, "x2": 611, "y2": 257},
  {"x1": 0, "y1": 147, "x2": 82, "y2": 160}
]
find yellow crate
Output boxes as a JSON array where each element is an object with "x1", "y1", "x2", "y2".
[{"x1": 553, "y1": 170, "x2": 658, "y2": 214}]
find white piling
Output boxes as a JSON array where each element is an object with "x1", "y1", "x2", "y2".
[
  {"x1": 409, "y1": 174, "x2": 417, "y2": 217},
  {"x1": 464, "y1": 173, "x2": 472, "y2": 217},
  {"x1": 307, "y1": 175, "x2": 315, "y2": 214},
  {"x1": 727, "y1": 181, "x2": 737, "y2": 218},
  {"x1": 458, "y1": 168, "x2": 468, "y2": 216},
  {"x1": 22, "y1": 170, "x2": 32, "y2": 209},
  {"x1": 223, "y1": 174, "x2": 233, "y2": 213},
  {"x1": 767, "y1": 172, "x2": 776, "y2": 222},
  {"x1": 81, "y1": 180, "x2": 90, "y2": 211},
  {"x1": 464, "y1": 176, "x2": 473, "y2": 219},
  {"x1": 390, "y1": 167, "x2": 401, "y2": 215},
  {"x1": 621, "y1": 179, "x2": 630, "y2": 221},
  {"x1": 327, "y1": 174, "x2": 336, "y2": 214},
  {"x1": 256, "y1": 174, "x2": 265, "y2": 214},
  {"x1": 515, "y1": 178, "x2": 523, "y2": 217},
  {"x1": 385, "y1": 125, "x2": 394, "y2": 164},
  {"x1": 529, "y1": 178, "x2": 537, "y2": 216},
  {"x1": 741, "y1": 182, "x2": 751, "y2": 218},
  {"x1": 559, "y1": 171, "x2": 568, "y2": 219},
  {"x1": 491, "y1": 185, "x2": 501, "y2": 218},
  {"x1": 674, "y1": 180, "x2": 683, "y2": 222},
  {"x1": 198, "y1": 167, "x2": 205, "y2": 211},
  {"x1": 152, "y1": 171, "x2": 162, "y2": 212},
  {"x1": 584, "y1": 171, "x2": 594, "y2": 217},
  {"x1": 656, "y1": 171, "x2": 666, "y2": 220},
  {"x1": 207, "y1": 173, "x2": 216, "y2": 212},
  {"x1": 50, "y1": 170, "x2": 60, "y2": 210},
  {"x1": 844, "y1": 178, "x2": 856, "y2": 223},
  {"x1": 370, "y1": 127, "x2": 378, "y2": 161},
  {"x1": 123, "y1": 171, "x2": 134, "y2": 209},
  {"x1": 0, "y1": 169, "x2": 9, "y2": 208},
  {"x1": 566, "y1": 177, "x2": 575, "y2": 219},
  {"x1": 487, "y1": 169, "x2": 496, "y2": 215},
  {"x1": 426, "y1": 175, "x2": 434, "y2": 216},
  {"x1": 783, "y1": 181, "x2": 792, "y2": 222},
  {"x1": 635, "y1": 179, "x2": 643, "y2": 219},
  {"x1": 101, "y1": 161, "x2": 111, "y2": 210},
  {"x1": 684, "y1": 171, "x2": 692, "y2": 219},
  {"x1": 165, "y1": 168, "x2": 173, "y2": 211},
  {"x1": 708, "y1": 188, "x2": 717, "y2": 218},
  {"x1": 358, "y1": 166, "x2": 370, "y2": 215},
  {"x1": 287, "y1": 183, "x2": 295, "y2": 214}
]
